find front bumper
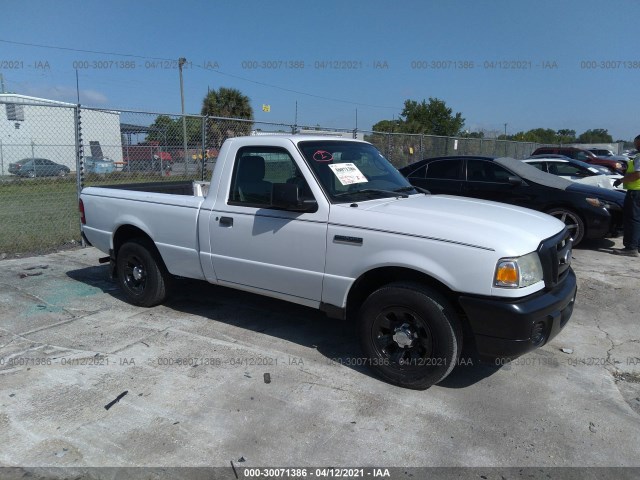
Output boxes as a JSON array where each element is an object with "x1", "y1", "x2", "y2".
[
  {"x1": 583, "y1": 206, "x2": 612, "y2": 239},
  {"x1": 458, "y1": 269, "x2": 577, "y2": 360}
]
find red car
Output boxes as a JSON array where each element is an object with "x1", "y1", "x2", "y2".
[{"x1": 531, "y1": 147, "x2": 627, "y2": 174}]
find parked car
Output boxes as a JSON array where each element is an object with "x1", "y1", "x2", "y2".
[
  {"x1": 523, "y1": 157, "x2": 623, "y2": 190},
  {"x1": 531, "y1": 147, "x2": 627, "y2": 174},
  {"x1": 8, "y1": 158, "x2": 71, "y2": 178},
  {"x1": 122, "y1": 142, "x2": 173, "y2": 172},
  {"x1": 84, "y1": 156, "x2": 116, "y2": 174},
  {"x1": 586, "y1": 148, "x2": 630, "y2": 163},
  {"x1": 400, "y1": 155, "x2": 625, "y2": 245},
  {"x1": 124, "y1": 154, "x2": 173, "y2": 173}
]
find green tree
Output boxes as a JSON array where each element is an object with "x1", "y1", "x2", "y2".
[
  {"x1": 510, "y1": 128, "x2": 560, "y2": 143},
  {"x1": 577, "y1": 128, "x2": 613, "y2": 143},
  {"x1": 146, "y1": 115, "x2": 202, "y2": 146},
  {"x1": 371, "y1": 119, "x2": 402, "y2": 132},
  {"x1": 556, "y1": 129, "x2": 576, "y2": 143},
  {"x1": 461, "y1": 131, "x2": 484, "y2": 138},
  {"x1": 400, "y1": 98, "x2": 465, "y2": 136},
  {"x1": 202, "y1": 87, "x2": 254, "y2": 148}
]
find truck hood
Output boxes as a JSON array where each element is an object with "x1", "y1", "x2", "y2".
[{"x1": 331, "y1": 194, "x2": 565, "y2": 256}]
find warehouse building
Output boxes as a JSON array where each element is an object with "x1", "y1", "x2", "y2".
[{"x1": 0, "y1": 94, "x2": 122, "y2": 175}]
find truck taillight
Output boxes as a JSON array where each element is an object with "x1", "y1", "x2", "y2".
[{"x1": 79, "y1": 199, "x2": 86, "y2": 224}]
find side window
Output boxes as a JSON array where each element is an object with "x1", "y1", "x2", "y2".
[
  {"x1": 467, "y1": 160, "x2": 513, "y2": 183},
  {"x1": 555, "y1": 163, "x2": 582, "y2": 176},
  {"x1": 406, "y1": 165, "x2": 427, "y2": 179},
  {"x1": 527, "y1": 161, "x2": 546, "y2": 172},
  {"x1": 229, "y1": 146, "x2": 311, "y2": 207},
  {"x1": 425, "y1": 159, "x2": 462, "y2": 180},
  {"x1": 573, "y1": 151, "x2": 588, "y2": 161}
]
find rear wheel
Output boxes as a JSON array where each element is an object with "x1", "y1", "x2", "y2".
[
  {"x1": 546, "y1": 208, "x2": 584, "y2": 245},
  {"x1": 116, "y1": 239, "x2": 170, "y2": 307},
  {"x1": 57, "y1": 169, "x2": 67, "y2": 177},
  {"x1": 358, "y1": 282, "x2": 462, "y2": 390}
]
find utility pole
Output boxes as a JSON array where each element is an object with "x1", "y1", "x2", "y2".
[
  {"x1": 504, "y1": 123, "x2": 507, "y2": 138},
  {"x1": 179, "y1": 57, "x2": 188, "y2": 175}
]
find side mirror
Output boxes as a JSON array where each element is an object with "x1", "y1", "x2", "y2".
[
  {"x1": 271, "y1": 183, "x2": 317, "y2": 212},
  {"x1": 507, "y1": 176, "x2": 523, "y2": 186}
]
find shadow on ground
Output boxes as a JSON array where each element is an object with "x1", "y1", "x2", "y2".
[{"x1": 67, "y1": 265, "x2": 500, "y2": 389}]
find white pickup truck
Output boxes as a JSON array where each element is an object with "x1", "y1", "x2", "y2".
[{"x1": 80, "y1": 135, "x2": 576, "y2": 389}]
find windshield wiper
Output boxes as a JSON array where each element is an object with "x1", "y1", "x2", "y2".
[
  {"x1": 334, "y1": 188, "x2": 409, "y2": 199},
  {"x1": 394, "y1": 185, "x2": 430, "y2": 195}
]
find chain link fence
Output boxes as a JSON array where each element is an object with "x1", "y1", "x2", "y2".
[
  {"x1": 363, "y1": 130, "x2": 539, "y2": 169},
  {"x1": 0, "y1": 98, "x2": 542, "y2": 254}
]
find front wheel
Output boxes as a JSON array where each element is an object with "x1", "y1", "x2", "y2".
[
  {"x1": 58, "y1": 169, "x2": 68, "y2": 177},
  {"x1": 116, "y1": 239, "x2": 170, "y2": 307},
  {"x1": 546, "y1": 208, "x2": 584, "y2": 246},
  {"x1": 358, "y1": 282, "x2": 462, "y2": 390}
]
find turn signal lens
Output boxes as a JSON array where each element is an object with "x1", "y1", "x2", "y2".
[{"x1": 495, "y1": 261, "x2": 519, "y2": 287}]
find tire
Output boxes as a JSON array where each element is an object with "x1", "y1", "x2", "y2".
[
  {"x1": 116, "y1": 239, "x2": 170, "y2": 307},
  {"x1": 58, "y1": 169, "x2": 67, "y2": 177},
  {"x1": 27, "y1": 171, "x2": 36, "y2": 178},
  {"x1": 358, "y1": 282, "x2": 462, "y2": 390},
  {"x1": 546, "y1": 208, "x2": 584, "y2": 246}
]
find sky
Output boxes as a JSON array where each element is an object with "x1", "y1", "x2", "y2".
[{"x1": 2, "y1": 0, "x2": 640, "y2": 139}]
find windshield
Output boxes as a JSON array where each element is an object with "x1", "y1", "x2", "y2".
[{"x1": 297, "y1": 140, "x2": 416, "y2": 202}]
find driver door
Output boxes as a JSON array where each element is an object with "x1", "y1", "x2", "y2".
[{"x1": 209, "y1": 146, "x2": 329, "y2": 304}]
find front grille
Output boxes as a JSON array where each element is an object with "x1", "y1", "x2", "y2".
[{"x1": 537, "y1": 228, "x2": 573, "y2": 289}]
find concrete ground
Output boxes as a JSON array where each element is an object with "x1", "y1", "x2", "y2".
[{"x1": 0, "y1": 239, "x2": 639, "y2": 471}]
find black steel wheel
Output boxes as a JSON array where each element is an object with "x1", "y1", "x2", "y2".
[
  {"x1": 358, "y1": 282, "x2": 462, "y2": 389},
  {"x1": 116, "y1": 239, "x2": 170, "y2": 307}
]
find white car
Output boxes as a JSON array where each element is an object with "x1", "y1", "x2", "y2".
[{"x1": 524, "y1": 157, "x2": 623, "y2": 190}]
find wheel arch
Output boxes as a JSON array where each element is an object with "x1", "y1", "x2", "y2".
[
  {"x1": 542, "y1": 204, "x2": 587, "y2": 240},
  {"x1": 112, "y1": 225, "x2": 169, "y2": 275},
  {"x1": 345, "y1": 266, "x2": 464, "y2": 322}
]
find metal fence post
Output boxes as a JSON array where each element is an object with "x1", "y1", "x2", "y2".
[
  {"x1": 74, "y1": 104, "x2": 85, "y2": 245},
  {"x1": 201, "y1": 116, "x2": 207, "y2": 181},
  {"x1": 0, "y1": 139, "x2": 3, "y2": 176}
]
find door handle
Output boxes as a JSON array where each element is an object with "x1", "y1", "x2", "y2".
[{"x1": 219, "y1": 216, "x2": 233, "y2": 227}]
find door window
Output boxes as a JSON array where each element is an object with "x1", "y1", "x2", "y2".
[
  {"x1": 527, "y1": 161, "x2": 547, "y2": 172},
  {"x1": 425, "y1": 159, "x2": 462, "y2": 180},
  {"x1": 229, "y1": 147, "x2": 312, "y2": 207},
  {"x1": 466, "y1": 160, "x2": 513, "y2": 183}
]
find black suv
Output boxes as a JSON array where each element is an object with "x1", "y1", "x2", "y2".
[{"x1": 399, "y1": 156, "x2": 624, "y2": 245}]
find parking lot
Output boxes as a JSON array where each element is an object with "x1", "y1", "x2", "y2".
[{"x1": 0, "y1": 239, "x2": 639, "y2": 473}]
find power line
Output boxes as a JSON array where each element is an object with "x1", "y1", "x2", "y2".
[{"x1": 0, "y1": 38, "x2": 401, "y2": 111}]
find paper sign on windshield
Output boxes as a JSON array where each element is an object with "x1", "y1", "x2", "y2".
[{"x1": 328, "y1": 163, "x2": 368, "y2": 185}]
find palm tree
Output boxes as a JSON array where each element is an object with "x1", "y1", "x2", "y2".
[{"x1": 201, "y1": 87, "x2": 254, "y2": 148}]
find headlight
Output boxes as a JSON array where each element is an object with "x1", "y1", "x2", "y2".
[
  {"x1": 586, "y1": 197, "x2": 617, "y2": 209},
  {"x1": 494, "y1": 251, "x2": 544, "y2": 288}
]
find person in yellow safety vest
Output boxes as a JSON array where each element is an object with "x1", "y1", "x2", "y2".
[{"x1": 612, "y1": 134, "x2": 640, "y2": 256}]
